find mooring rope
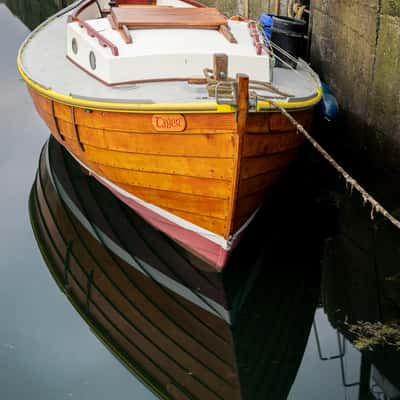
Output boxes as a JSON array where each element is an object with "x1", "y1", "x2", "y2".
[
  {"x1": 271, "y1": 101, "x2": 400, "y2": 230},
  {"x1": 204, "y1": 36, "x2": 400, "y2": 230}
]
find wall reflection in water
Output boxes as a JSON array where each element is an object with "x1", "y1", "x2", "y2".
[{"x1": 318, "y1": 172, "x2": 400, "y2": 400}]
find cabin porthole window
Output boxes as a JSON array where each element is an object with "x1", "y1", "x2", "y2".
[
  {"x1": 71, "y1": 38, "x2": 78, "y2": 55},
  {"x1": 89, "y1": 51, "x2": 96, "y2": 70}
]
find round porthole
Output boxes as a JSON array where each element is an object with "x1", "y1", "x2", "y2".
[
  {"x1": 89, "y1": 51, "x2": 96, "y2": 70},
  {"x1": 71, "y1": 38, "x2": 78, "y2": 55}
]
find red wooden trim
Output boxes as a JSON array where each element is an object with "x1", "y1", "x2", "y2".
[
  {"x1": 77, "y1": 19, "x2": 120, "y2": 56},
  {"x1": 69, "y1": 0, "x2": 212, "y2": 58},
  {"x1": 71, "y1": 0, "x2": 119, "y2": 56},
  {"x1": 248, "y1": 21, "x2": 263, "y2": 56},
  {"x1": 219, "y1": 25, "x2": 237, "y2": 43}
]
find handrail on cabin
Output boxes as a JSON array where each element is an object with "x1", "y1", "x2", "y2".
[
  {"x1": 76, "y1": 19, "x2": 120, "y2": 56},
  {"x1": 69, "y1": 0, "x2": 209, "y2": 57},
  {"x1": 71, "y1": 0, "x2": 120, "y2": 57}
]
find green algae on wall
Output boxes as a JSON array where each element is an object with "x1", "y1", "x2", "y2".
[{"x1": 310, "y1": 0, "x2": 400, "y2": 172}]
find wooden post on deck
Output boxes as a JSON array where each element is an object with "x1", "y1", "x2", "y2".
[
  {"x1": 236, "y1": 73, "x2": 249, "y2": 132},
  {"x1": 213, "y1": 53, "x2": 228, "y2": 81}
]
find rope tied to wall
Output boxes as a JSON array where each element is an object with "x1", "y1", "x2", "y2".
[{"x1": 271, "y1": 100, "x2": 400, "y2": 230}]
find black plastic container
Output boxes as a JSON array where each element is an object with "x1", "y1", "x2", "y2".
[{"x1": 270, "y1": 16, "x2": 307, "y2": 69}]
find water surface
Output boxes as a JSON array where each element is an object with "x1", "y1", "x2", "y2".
[
  {"x1": 1, "y1": 2, "x2": 399, "y2": 399},
  {"x1": 0, "y1": 4, "x2": 156, "y2": 399}
]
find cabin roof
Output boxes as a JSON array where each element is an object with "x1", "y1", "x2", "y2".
[{"x1": 110, "y1": 6, "x2": 227, "y2": 29}]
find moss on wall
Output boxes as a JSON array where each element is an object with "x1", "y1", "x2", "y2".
[{"x1": 310, "y1": 0, "x2": 400, "y2": 171}]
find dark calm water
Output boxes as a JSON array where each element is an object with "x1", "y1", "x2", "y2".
[
  {"x1": 1, "y1": 2, "x2": 399, "y2": 399},
  {"x1": 0, "y1": 4, "x2": 156, "y2": 399}
]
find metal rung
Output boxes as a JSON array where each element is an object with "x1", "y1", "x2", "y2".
[
  {"x1": 338, "y1": 333, "x2": 359, "y2": 388},
  {"x1": 313, "y1": 320, "x2": 345, "y2": 361}
]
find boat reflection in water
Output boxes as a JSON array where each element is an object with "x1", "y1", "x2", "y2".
[
  {"x1": 29, "y1": 136, "x2": 320, "y2": 400},
  {"x1": 317, "y1": 179, "x2": 400, "y2": 399}
]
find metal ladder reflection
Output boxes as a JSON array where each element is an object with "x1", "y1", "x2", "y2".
[{"x1": 313, "y1": 319, "x2": 360, "y2": 387}]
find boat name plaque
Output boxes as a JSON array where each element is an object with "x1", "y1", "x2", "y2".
[{"x1": 152, "y1": 115, "x2": 186, "y2": 132}]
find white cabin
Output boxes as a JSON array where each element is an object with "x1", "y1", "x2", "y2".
[{"x1": 66, "y1": 0, "x2": 271, "y2": 85}]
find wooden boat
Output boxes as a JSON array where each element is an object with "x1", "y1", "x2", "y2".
[
  {"x1": 18, "y1": 0, "x2": 322, "y2": 270},
  {"x1": 29, "y1": 137, "x2": 319, "y2": 399}
]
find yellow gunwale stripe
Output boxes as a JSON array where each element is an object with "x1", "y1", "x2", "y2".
[
  {"x1": 17, "y1": 58, "x2": 235, "y2": 114},
  {"x1": 17, "y1": 18, "x2": 322, "y2": 114},
  {"x1": 257, "y1": 87, "x2": 323, "y2": 111}
]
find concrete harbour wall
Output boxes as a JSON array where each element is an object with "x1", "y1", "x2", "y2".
[
  {"x1": 211, "y1": 0, "x2": 400, "y2": 171},
  {"x1": 202, "y1": 0, "x2": 290, "y2": 20},
  {"x1": 310, "y1": 0, "x2": 400, "y2": 171}
]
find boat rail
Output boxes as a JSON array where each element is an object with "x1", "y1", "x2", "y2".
[
  {"x1": 71, "y1": 0, "x2": 120, "y2": 56},
  {"x1": 77, "y1": 19, "x2": 120, "y2": 56},
  {"x1": 68, "y1": 0, "x2": 210, "y2": 58}
]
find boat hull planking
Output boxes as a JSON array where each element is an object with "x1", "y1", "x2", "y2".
[{"x1": 28, "y1": 86, "x2": 313, "y2": 269}]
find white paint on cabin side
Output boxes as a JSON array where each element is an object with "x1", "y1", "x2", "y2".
[{"x1": 66, "y1": 18, "x2": 271, "y2": 84}]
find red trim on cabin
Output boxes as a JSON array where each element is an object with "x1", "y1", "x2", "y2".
[{"x1": 73, "y1": 19, "x2": 120, "y2": 56}]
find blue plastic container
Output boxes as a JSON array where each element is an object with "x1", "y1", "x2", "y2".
[
  {"x1": 317, "y1": 83, "x2": 339, "y2": 121},
  {"x1": 259, "y1": 13, "x2": 274, "y2": 40}
]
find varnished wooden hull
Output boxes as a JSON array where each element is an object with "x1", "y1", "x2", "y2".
[
  {"x1": 29, "y1": 137, "x2": 319, "y2": 400},
  {"x1": 28, "y1": 87, "x2": 313, "y2": 269}
]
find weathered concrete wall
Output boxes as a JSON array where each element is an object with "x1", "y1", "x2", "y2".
[
  {"x1": 310, "y1": 0, "x2": 400, "y2": 171},
  {"x1": 202, "y1": 0, "x2": 289, "y2": 19}
]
